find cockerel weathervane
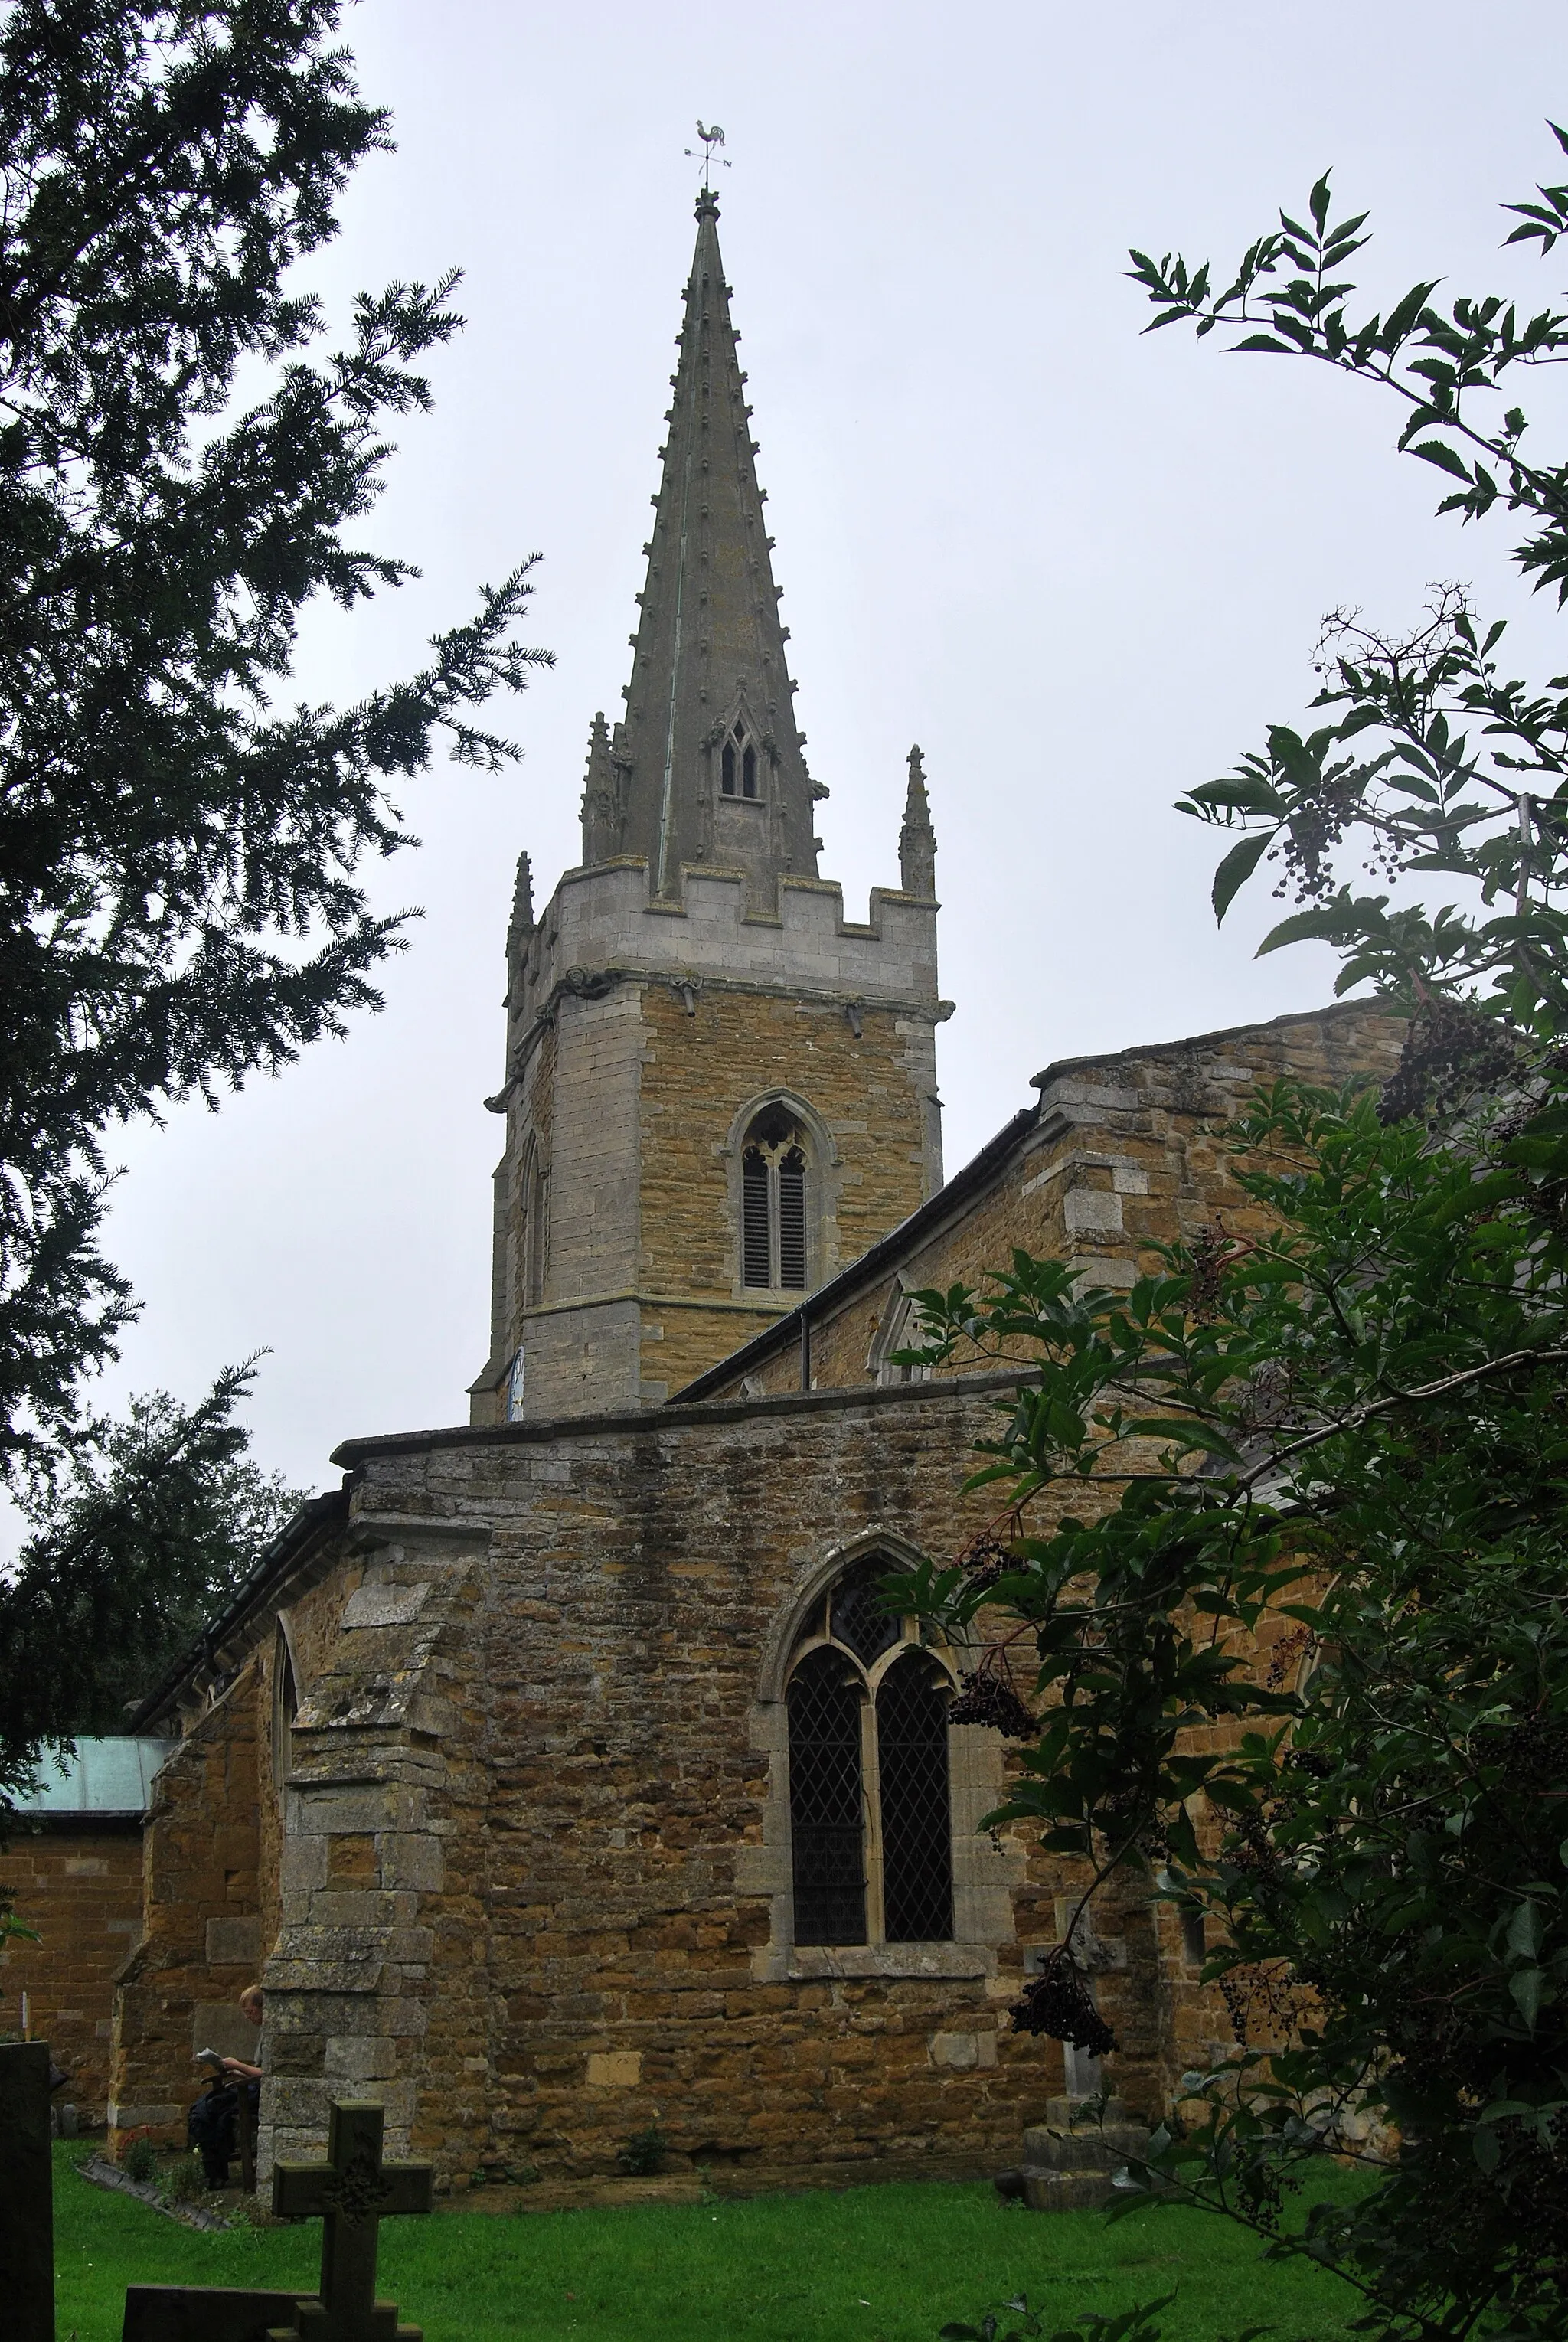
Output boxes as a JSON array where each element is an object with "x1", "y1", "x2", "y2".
[{"x1": 684, "y1": 121, "x2": 732, "y2": 191}]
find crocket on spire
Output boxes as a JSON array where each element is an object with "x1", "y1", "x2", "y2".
[{"x1": 603, "y1": 191, "x2": 818, "y2": 908}]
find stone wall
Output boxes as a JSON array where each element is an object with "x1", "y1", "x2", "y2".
[
  {"x1": 473, "y1": 851, "x2": 947, "y2": 1427},
  {"x1": 109, "y1": 1670, "x2": 263, "y2": 2149},
  {"x1": 697, "y1": 1003, "x2": 1405, "y2": 1400},
  {"x1": 0, "y1": 1824, "x2": 143, "y2": 2124},
  {"x1": 635, "y1": 985, "x2": 939, "y2": 1400},
  {"x1": 234, "y1": 1381, "x2": 1202, "y2": 2199}
]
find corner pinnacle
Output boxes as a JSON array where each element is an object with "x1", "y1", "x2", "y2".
[{"x1": 899, "y1": 746, "x2": 937, "y2": 899}]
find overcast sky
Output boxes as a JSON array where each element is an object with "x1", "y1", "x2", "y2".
[{"x1": 87, "y1": 0, "x2": 1568, "y2": 1499}]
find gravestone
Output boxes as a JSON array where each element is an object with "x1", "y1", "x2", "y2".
[
  {"x1": 0, "y1": 2038, "x2": 54, "y2": 2342},
  {"x1": 270, "y1": 2102, "x2": 433, "y2": 2341},
  {"x1": 122, "y1": 2098, "x2": 433, "y2": 2342},
  {"x1": 122, "y1": 2290, "x2": 313, "y2": 2342}
]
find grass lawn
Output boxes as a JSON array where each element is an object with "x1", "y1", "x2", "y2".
[{"x1": 53, "y1": 2143, "x2": 1369, "y2": 2342}]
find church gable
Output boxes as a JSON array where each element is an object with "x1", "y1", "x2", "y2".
[{"x1": 680, "y1": 998, "x2": 1405, "y2": 1403}]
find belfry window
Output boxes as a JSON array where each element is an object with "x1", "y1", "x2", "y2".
[
  {"x1": 521, "y1": 1142, "x2": 549, "y2": 1311},
  {"x1": 741, "y1": 1105, "x2": 809, "y2": 1291},
  {"x1": 720, "y1": 720, "x2": 760, "y2": 799},
  {"x1": 786, "y1": 1559, "x2": 955, "y2": 1948}
]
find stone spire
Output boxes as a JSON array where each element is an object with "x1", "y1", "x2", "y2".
[
  {"x1": 610, "y1": 191, "x2": 819, "y2": 906},
  {"x1": 580, "y1": 712, "x2": 619, "y2": 865},
  {"x1": 899, "y1": 745, "x2": 937, "y2": 899}
]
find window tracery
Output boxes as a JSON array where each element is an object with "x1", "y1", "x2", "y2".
[
  {"x1": 741, "y1": 1104, "x2": 809, "y2": 1291},
  {"x1": 720, "y1": 717, "x2": 760, "y2": 799},
  {"x1": 785, "y1": 1558, "x2": 955, "y2": 1948}
]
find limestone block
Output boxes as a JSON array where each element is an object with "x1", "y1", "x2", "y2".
[
  {"x1": 204, "y1": 1916, "x2": 262, "y2": 1968},
  {"x1": 324, "y1": 2034, "x2": 399, "y2": 2081},
  {"x1": 1022, "y1": 2123, "x2": 1148, "y2": 2171},
  {"x1": 280, "y1": 1836, "x2": 331, "y2": 1895},
  {"x1": 1063, "y1": 1188, "x2": 1123, "y2": 1235},
  {"x1": 290, "y1": 1785, "x2": 426, "y2": 1837},
  {"x1": 585, "y1": 2051, "x2": 642, "y2": 2088},
  {"x1": 266, "y1": 2030, "x2": 325, "y2": 2076},
  {"x1": 1112, "y1": 1164, "x2": 1150, "y2": 1194},
  {"x1": 928, "y1": 2031, "x2": 996, "y2": 2070},
  {"x1": 341, "y1": 1583, "x2": 431, "y2": 1630},
  {"x1": 263, "y1": 1956, "x2": 385, "y2": 1996},
  {"x1": 1068, "y1": 1255, "x2": 1138, "y2": 1289},
  {"x1": 381, "y1": 1834, "x2": 444, "y2": 1892}
]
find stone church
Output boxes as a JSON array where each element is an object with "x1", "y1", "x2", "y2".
[{"x1": 85, "y1": 192, "x2": 1397, "y2": 2197}]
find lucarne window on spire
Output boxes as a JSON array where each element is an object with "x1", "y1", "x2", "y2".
[{"x1": 720, "y1": 719, "x2": 760, "y2": 800}]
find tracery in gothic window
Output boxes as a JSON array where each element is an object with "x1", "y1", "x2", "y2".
[
  {"x1": 741, "y1": 1104, "x2": 809, "y2": 1292},
  {"x1": 719, "y1": 717, "x2": 760, "y2": 799},
  {"x1": 786, "y1": 1558, "x2": 955, "y2": 1948}
]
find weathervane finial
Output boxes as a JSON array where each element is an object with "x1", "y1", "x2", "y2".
[{"x1": 684, "y1": 120, "x2": 731, "y2": 192}]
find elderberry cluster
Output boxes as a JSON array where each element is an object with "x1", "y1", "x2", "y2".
[
  {"x1": 1378, "y1": 995, "x2": 1520, "y2": 1124},
  {"x1": 947, "y1": 1667, "x2": 1036, "y2": 1738},
  {"x1": 956, "y1": 1530, "x2": 1013, "y2": 1595},
  {"x1": 1008, "y1": 1949, "x2": 1119, "y2": 2057}
]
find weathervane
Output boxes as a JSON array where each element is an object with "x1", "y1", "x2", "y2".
[{"x1": 684, "y1": 120, "x2": 732, "y2": 191}]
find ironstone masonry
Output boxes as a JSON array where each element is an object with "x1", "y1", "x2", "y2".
[{"x1": 103, "y1": 190, "x2": 1404, "y2": 2199}]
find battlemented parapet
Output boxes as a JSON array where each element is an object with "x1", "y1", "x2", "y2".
[{"x1": 472, "y1": 851, "x2": 947, "y2": 1423}]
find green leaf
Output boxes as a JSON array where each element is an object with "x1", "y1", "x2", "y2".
[
  {"x1": 1212, "y1": 831, "x2": 1274, "y2": 922},
  {"x1": 1510, "y1": 1965, "x2": 1544, "y2": 2029},
  {"x1": 1256, "y1": 906, "x2": 1348, "y2": 955},
  {"x1": 1508, "y1": 1900, "x2": 1543, "y2": 1960},
  {"x1": 1409, "y1": 438, "x2": 1472, "y2": 482}
]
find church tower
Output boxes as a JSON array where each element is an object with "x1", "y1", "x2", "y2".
[{"x1": 471, "y1": 192, "x2": 948, "y2": 1423}]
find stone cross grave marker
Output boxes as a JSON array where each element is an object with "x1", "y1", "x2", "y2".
[
  {"x1": 121, "y1": 2098, "x2": 433, "y2": 2342},
  {"x1": 0, "y1": 2039, "x2": 55, "y2": 2342},
  {"x1": 268, "y1": 2100, "x2": 433, "y2": 2342}
]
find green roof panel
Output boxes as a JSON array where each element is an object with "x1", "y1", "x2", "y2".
[{"x1": 11, "y1": 1736, "x2": 174, "y2": 1816}]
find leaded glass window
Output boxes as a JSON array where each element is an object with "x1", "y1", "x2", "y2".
[
  {"x1": 785, "y1": 1558, "x2": 956, "y2": 1948},
  {"x1": 877, "y1": 1655, "x2": 954, "y2": 1942},
  {"x1": 788, "y1": 1649, "x2": 867, "y2": 1945}
]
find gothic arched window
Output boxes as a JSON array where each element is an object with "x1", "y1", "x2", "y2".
[
  {"x1": 521, "y1": 1142, "x2": 550, "y2": 1311},
  {"x1": 272, "y1": 1619, "x2": 299, "y2": 1789},
  {"x1": 720, "y1": 719, "x2": 760, "y2": 799},
  {"x1": 786, "y1": 1560, "x2": 955, "y2": 1948},
  {"x1": 741, "y1": 1104, "x2": 809, "y2": 1291}
]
